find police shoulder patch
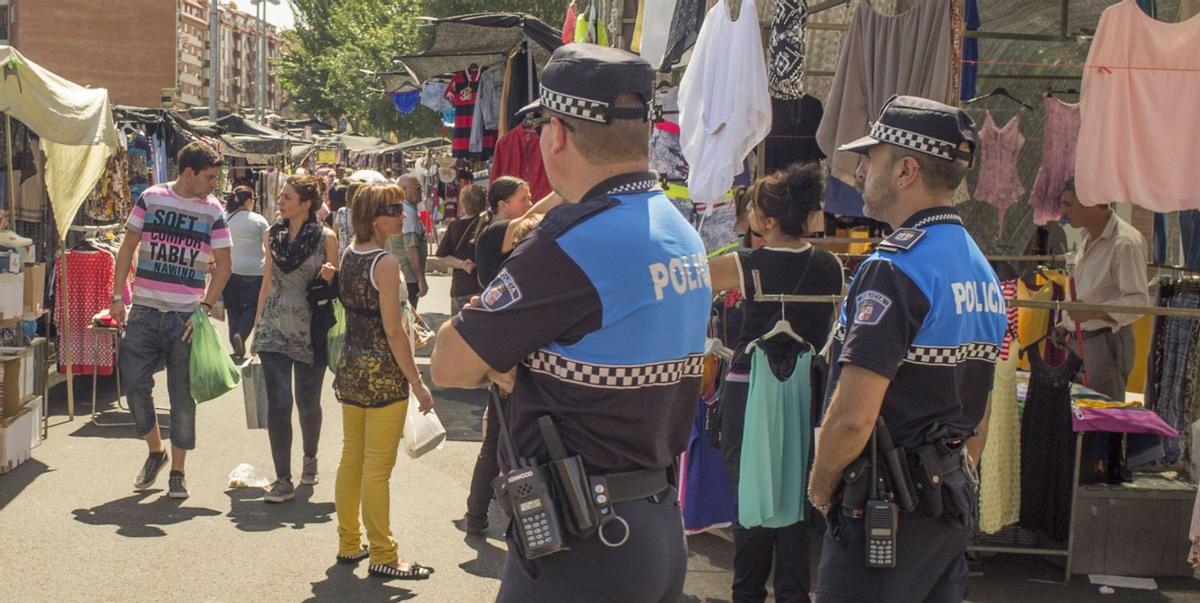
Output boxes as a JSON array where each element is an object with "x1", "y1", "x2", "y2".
[
  {"x1": 480, "y1": 268, "x2": 523, "y2": 312},
  {"x1": 877, "y1": 228, "x2": 926, "y2": 253},
  {"x1": 854, "y1": 290, "x2": 893, "y2": 326}
]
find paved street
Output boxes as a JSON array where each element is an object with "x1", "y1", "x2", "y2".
[{"x1": 2, "y1": 274, "x2": 1199, "y2": 601}]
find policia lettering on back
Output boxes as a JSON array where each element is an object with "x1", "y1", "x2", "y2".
[
  {"x1": 449, "y1": 44, "x2": 711, "y2": 602},
  {"x1": 814, "y1": 96, "x2": 1007, "y2": 602}
]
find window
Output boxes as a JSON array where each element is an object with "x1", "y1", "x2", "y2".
[{"x1": 0, "y1": 6, "x2": 10, "y2": 43}]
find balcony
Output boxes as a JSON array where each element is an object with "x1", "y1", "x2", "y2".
[{"x1": 180, "y1": 73, "x2": 202, "y2": 87}]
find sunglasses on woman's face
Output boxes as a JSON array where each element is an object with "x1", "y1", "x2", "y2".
[{"x1": 377, "y1": 204, "x2": 405, "y2": 217}]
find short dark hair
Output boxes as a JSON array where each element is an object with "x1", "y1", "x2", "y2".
[
  {"x1": 892, "y1": 147, "x2": 968, "y2": 192},
  {"x1": 489, "y1": 176, "x2": 528, "y2": 213},
  {"x1": 328, "y1": 182, "x2": 348, "y2": 212},
  {"x1": 750, "y1": 162, "x2": 823, "y2": 238},
  {"x1": 558, "y1": 93, "x2": 650, "y2": 165},
  {"x1": 178, "y1": 141, "x2": 223, "y2": 175}
]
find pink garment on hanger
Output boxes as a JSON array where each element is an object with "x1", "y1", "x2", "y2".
[
  {"x1": 563, "y1": 2, "x2": 578, "y2": 44},
  {"x1": 55, "y1": 250, "x2": 116, "y2": 376},
  {"x1": 973, "y1": 111, "x2": 1025, "y2": 225},
  {"x1": 1028, "y1": 93, "x2": 1080, "y2": 225},
  {"x1": 1076, "y1": 0, "x2": 1200, "y2": 211}
]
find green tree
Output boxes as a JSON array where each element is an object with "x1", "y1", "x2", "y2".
[{"x1": 276, "y1": 0, "x2": 569, "y2": 138}]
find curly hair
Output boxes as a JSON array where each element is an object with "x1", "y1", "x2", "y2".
[{"x1": 749, "y1": 162, "x2": 823, "y2": 238}]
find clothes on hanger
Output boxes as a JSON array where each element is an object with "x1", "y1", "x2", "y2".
[
  {"x1": 84, "y1": 141, "x2": 132, "y2": 222},
  {"x1": 420, "y1": 79, "x2": 452, "y2": 114},
  {"x1": 55, "y1": 248, "x2": 118, "y2": 376},
  {"x1": 679, "y1": 393, "x2": 737, "y2": 533},
  {"x1": 661, "y1": 0, "x2": 706, "y2": 71},
  {"x1": 973, "y1": 111, "x2": 1026, "y2": 226},
  {"x1": 979, "y1": 351, "x2": 1020, "y2": 534},
  {"x1": 127, "y1": 131, "x2": 154, "y2": 203},
  {"x1": 1029, "y1": 93, "x2": 1080, "y2": 226},
  {"x1": 640, "y1": 0, "x2": 680, "y2": 70},
  {"x1": 1019, "y1": 345, "x2": 1082, "y2": 544},
  {"x1": 445, "y1": 66, "x2": 482, "y2": 159},
  {"x1": 823, "y1": 166, "x2": 866, "y2": 218},
  {"x1": 764, "y1": 95, "x2": 824, "y2": 175},
  {"x1": 489, "y1": 125, "x2": 552, "y2": 201},
  {"x1": 961, "y1": 0, "x2": 981, "y2": 100},
  {"x1": 469, "y1": 67, "x2": 501, "y2": 159},
  {"x1": 16, "y1": 134, "x2": 45, "y2": 222},
  {"x1": 562, "y1": 1, "x2": 578, "y2": 44},
  {"x1": 1147, "y1": 278, "x2": 1200, "y2": 466},
  {"x1": 768, "y1": 0, "x2": 809, "y2": 100},
  {"x1": 816, "y1": 0, "x2": 955, "y2": 187},
  {"x1": 738, "y1": 345, "x2": 813, "y2": 528},
  {"x1": 999, "y1": 278, "x2": 1018, "y2": 361},
  {"x1": 678, "y1": 0, "x2": 771, "y2": 205},
  {"x1": 1076, "y1": 0, "x2": 1200, "y2": 211},
  {"x1": 501, "y1": 46, "x2": 538, "y2": 137}
]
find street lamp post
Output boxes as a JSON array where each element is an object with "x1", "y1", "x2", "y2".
[{"x1": 251, "y1": 0, "x2": 280, "y2": 124}]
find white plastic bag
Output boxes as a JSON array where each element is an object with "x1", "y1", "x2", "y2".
[
  {"x1": 228, "y1": 463, "x2": 271, "y2": 489},
  {"x1": 241, "y1": 358, "x2": 268, "y2": 429},
  {"x1": 403, "y1": 400, "x2": 446, "y2": 459}
]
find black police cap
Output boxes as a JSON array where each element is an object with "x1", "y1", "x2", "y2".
[
  {"x1": 839, "y1": 95, "x2": 977, "y2": 164},
  {"x1": 517, "y1": 43, "x2": 654, "y2": 124}
]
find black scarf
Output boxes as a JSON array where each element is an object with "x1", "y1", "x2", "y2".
[{"x1": 269, "y1": 218, "x2": 323, "y2": 274}]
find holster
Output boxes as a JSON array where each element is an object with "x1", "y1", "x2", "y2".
[
  {"x1": 838, "y1": 456, "x2": 872, "y2": 515},
  {"x1": 911, "y1": 445, "x2": 945, "y2": 519}
]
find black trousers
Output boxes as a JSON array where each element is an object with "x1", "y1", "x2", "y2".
[
  {"x1": 815, "y1": 470, "x2": 973, "y2": 603},
  {"x1": 407, "y1": 282, "x2": 421, "y2": 310},
  {"x1": 466, "y1": 393, "x2": 501, "y2": 520},
  {"x1": 497, "y1": 488, "x2": 687, "y2": 603},
  {"x1": 720, "y1": 379, "x2": 813, "y2": 603},
  {"x1": 222, "y1": 274, "x2": 262, "y2": 347},
  {"x1": 260, "y1": 351, "x2": 325, "y2": 482}
]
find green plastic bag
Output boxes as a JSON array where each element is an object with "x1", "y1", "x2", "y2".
[
  {"x1": 189, "y1": 309, "x2": 240, "y2": 403},
  {"x1": 327, "y1": 299, "x2": 346, "y2": 375}
]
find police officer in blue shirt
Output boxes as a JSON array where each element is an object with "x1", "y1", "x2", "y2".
[
  {"x1": 807, "y1": 96, "x2": 1007, "y2": 602},
  {"x1": 431, "y1": 44, "x2": 712, "y2": 602}
]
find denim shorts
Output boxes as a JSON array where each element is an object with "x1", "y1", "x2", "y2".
[{"x1": 119, "y1": 306, "x2": 196, "y2": 450}]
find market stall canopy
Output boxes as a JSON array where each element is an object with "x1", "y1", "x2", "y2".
[
  {"x1": 392, "y1": 13, "x2": 562, "y2": 84},
  {"x1": 337, "y1": 134, "x2": 392, "y2": 154},
  {"x1": 0, "y1": 46, "x2": 118, "y2": 240}
]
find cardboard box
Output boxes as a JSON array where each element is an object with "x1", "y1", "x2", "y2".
[
  {"x1": 24, "y1": 396, "x2": 42, "y2": 450},
  {"x1": 22, "y1": 262, "x2": 45, "y2": 317},
  {"x1": 0, "y1": 272, "x2": 21, "y2": 320},
  {"x1": 0, "y1": 405, "x2": 33, "y2": 474},
  {"x1": 0, "y1": 349, "x2": 35, "y2": 419}
]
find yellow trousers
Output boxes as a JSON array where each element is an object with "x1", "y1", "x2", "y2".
[{"x1": 335, "y1": 401, "x2": 407, "y2": 565}]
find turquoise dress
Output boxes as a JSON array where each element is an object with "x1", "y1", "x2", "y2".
[{"x1": 737, "y1": 344, "x2": 813, "y2": 528}]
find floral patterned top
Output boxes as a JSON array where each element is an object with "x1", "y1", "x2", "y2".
[{"x1": 332, "y1": 247, "x2": 409, "y2": 407}]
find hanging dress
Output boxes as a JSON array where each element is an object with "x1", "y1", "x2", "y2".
[
  {"x1": 738, "y1": 344, "x2": 812, "y2": 529},
  {"x1": 973, "y1": 111, "x2": 1025, "y2": 227},
  {"x1": 445, "y1": 67, "x2": 481, "y2": 159},
  {"x1": 1019, "y1": 346, "x2": 1082, "y2": 543},
  {"x1": 768, "y1": 0, "x2": 809, "y2": 100},
  {"x1": 1028, "y1": 93, "x2": 1080, "y2": 225},
  {"x1": 979, "y1": 352, "x2": 1021, "y2": 534}
]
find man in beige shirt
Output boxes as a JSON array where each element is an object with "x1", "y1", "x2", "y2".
[{"x1": 1060, "y1": 178, "x2": 1150, "y2": 401}]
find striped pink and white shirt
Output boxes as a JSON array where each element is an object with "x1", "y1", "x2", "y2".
[{"x1": 125, "y1": 183, "x2": 231, "y2": 312}]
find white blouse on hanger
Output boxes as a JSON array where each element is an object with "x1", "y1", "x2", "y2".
[{"x1": 678, "y1": 0, "x2": 771, "y2": 206}]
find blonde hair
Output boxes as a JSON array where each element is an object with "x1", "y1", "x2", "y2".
[
  {"x1": 511, "y1": 213, "x2": 544, "y2": 245},
  {"x1": 352, "y1": 184, "x2": 403, "y2": 244}
]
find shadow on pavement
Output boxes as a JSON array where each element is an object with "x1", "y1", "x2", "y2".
[
  {"x1": 459, "y1": 534, "x2": 507, "y2": 580},
  {"x1": 686, "y1": 532, "x2": 736, "y2": 572},
  {"x1": 71, "y1": 491, "x2": 221, "y2": 537},
  {"x1": 306, "y1": 564, "x2": 415, "y2": 602},
  {"x1": 0, "y1": 458, "x2": 52, "y2": 511},
  {"x1": 225, "y1": 487, "x2": 335, "y2": 533}
]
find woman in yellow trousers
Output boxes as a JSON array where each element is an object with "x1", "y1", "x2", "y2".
[{"x1": 331, "y1": 183, "x2": 436, "y2": 580}]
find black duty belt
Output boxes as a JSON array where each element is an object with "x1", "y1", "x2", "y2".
[{"x1": 602, "y1": 468, "x2": 671, "y2": 504}]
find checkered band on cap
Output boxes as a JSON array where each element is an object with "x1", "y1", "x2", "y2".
[
  {"x1": 540, "y1": 86, "x2": 610, "y2": 123},
  {"x1": 869, "y1": 122, "x2": 960, "y2": 161}
]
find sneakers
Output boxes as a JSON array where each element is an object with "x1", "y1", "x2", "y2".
[
  {"x1": 300, "y1": 456, "x2": 319, "y2": 486},
  {"x1": 231, "y1": 333, "x2": 246, "y2": 358},
  {"x1": 264, "y1": 479, "x2": 295, "y2": 503},
  {"x1": 134, "y1": 450, "x2": 169, "y2": 490},
  {"x1": 167, "y1": 471, "x2": 189, "y2": 499}
]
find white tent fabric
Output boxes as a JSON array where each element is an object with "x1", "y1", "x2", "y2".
[{"x1": 0, "y1": 46, "x2": 118, "y2": 240}]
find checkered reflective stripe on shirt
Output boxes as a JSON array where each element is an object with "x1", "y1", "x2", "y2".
[
  {"x1": 540, "y1": 86, "x2": 609, "y2": 123},
  {"x1": 608, "y1": 180, "x2": 661, "y2": 195},
  {"x1": 525, "y1": 350, "x2": 705, "y2": 389},
  {"x1": 869, "y1": 123, "x2": 957, "y2": 161},
  {"x1": 904, "y1": 342, "x2": 1000, "y2": 366}
]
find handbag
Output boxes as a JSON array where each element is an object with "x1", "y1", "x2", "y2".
[
  {"x1": 403, "y1": 398, "x2": 446, "y2": 458},
  {"x1": 240, "y1": 358, "x2": 269, "y2": 429},
  {"x1": 403, "y1": 302, "x2": 434, "y2": 349}
]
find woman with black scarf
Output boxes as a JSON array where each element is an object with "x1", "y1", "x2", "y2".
[{"x1": 252, "y1": 174, "x2": 340, "y2": 503}]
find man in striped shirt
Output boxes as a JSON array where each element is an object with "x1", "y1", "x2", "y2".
[{"x1": 111, "y1": 142, "x2": 233, "y2": 500}]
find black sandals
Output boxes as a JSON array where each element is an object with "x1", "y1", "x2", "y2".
[
  {"x1": 335, "y1": 545, "x2": 369, "y2": 564},
  {"x1": 368, "y1": 563, "x2": 435, "y2": 580}
]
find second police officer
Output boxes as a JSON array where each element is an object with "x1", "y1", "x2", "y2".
[
  {"x1": 807, "y1": 96, "x2": 1007, "y2": 602},
  {"x1": 430, "y1": 44, "x2": 711, "y2": 602}
]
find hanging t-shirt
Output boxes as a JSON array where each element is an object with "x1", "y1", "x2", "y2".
[
  {"x1": 1076, "y1": 0, "x2": 1200, "y2": 211},
  {"x1": 125, "y1": 183, "x2": 231, "y2": 312},
  {"x1": 445, "y1": 67, "x2": 482, "y2": 158},
  {"x1": 768, "y1": 0, "x2": 809, "y2": 100}
]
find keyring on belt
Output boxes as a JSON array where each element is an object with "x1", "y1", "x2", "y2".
[{"x1": 598, "y1": 514, "x2": 630, "y2": 548}]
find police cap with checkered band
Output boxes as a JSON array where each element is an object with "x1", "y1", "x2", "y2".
[
  {"x1": 517, "y1": 43, "x2": 653, "y2": 124},
  {"x1": 839, "y1": 95, "x2": 977, "y2": 164}
]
